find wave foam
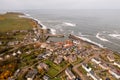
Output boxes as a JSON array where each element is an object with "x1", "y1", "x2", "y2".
[
  {"x1": 96, "y1": 33, "x2": 109, "y2": 42},
  {"x1": 19, "y1": 13, "x2": 47, "y2": 29},
  {"x1": 109, "y1": 34, "x2": 120, "y2": 39},
  {"x1": 50, "y1": 28, "x2": 56, "y2": 35},
  {"x1": 75, "y1": 35, "x2": 104, "y2": 48},
  {"x1": 79, "y1": 32, "x2": 89, "y2": 37},
  {"x1": 63, "y1": 22, "x2": 76, "y2": 27}
]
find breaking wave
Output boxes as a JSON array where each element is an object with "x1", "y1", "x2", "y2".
[
  {"x1": 76, "y1": 33, "x2": 105, "y2": 48},
  {"x1": 19, "y1": 13, "x2": 57, "y2": 35},
  {"x1": 19, "y1": 13, "x2": 47, "y2": 29},
  {"x1": 50, "y1": 28, "x2": 56, "y2": 35},
  {"x1": 96, "y1": 33, "x2": 109, "y2": 42},
  {"x1": 79, "y1": 32, "x2": 89, "y2": 37},
  {"x1": 62, "y1": 22, "x2": 76, "y2": 27},
  {"x1": 76, "y1": 35, "x2": 104, "y2": 48},
  {"x1": 109, "y1": 34, "x2": 120, "y2": 40}
]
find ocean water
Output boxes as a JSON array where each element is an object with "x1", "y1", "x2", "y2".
[
  {"x1": 24, "y1": 9, "x2": 120, "y2": 52},
  {"x1": 2, "y1": 9, "x2": 120, "y2": 52}
]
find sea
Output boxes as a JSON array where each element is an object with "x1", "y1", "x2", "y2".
[{"x1": 1, "y1": 9, "x2": 120, "y2": 52}]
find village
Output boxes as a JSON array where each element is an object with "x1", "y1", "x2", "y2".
[
  {"x1": 0, "y1": 12, "x2": 120, "y2": 80},
  {"x1": 0, "y1": 25, "x2": 120, "y2": 80}
]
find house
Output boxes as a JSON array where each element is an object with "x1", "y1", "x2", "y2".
[
  {"x1": 12, "y1": 52, "x2": 17, "y2": 56},
  {"x1": 42, "y1": 55, "x2": 47, "y2": 59},
  {"x1": 37, "y1": 54, "x2": 44, "y2": 59},
  {"x1": 65, "y1": 68, "x2": 76, "y2": 80},
  {"x1": 41, "y1": 43, "x2": 47, "y2": 48},
  {"x1": 99, "y1": 63, "x2": 109, "y2": 70},
  {"x1": 37, "y1": 63, "x2": 49, "y2": 71},
  {"x1": 25, "y1": 69, "x2": 37, "y2": 80},
  {"x1": 8, "y1": 77, "x2": 15, "y2": 80},
  {"x1": 87, "y1": 71, "x2": 102, "y2": 80},
  {"x1": 64, "y1": 40, "x2": 73, "y2": 48},
  {"x1": 33, "y1": 38, "x2": 37, "y2": 41},
  {"x1": 55, "y1": 42, "x2": 63, "y2": 48},
  {"x1": 82, "y1": 63, "x2": 92, "y2": 72},
  {"x1": 5, "y1": 55, "x2": 10, "y2": 59},
  {"x1": 109, "y1": 69, "x2": 120, "y2": 79},
  {"x1": 91, "y1": 58, "x2": 101, "y2": 64},
  {"x1": 114, "y1": 62, "x2": 120, "y2": 68},
  {"x1": 43, "y1": 75, "x2": 49, "y2": 80},
  {"x1": 68, "y1": 54, "x2": 77, "y2": 63},
  {"x1": 63, "y1": 54, "x2": 77, "y2": 63},
  {"x1": 107, "y1": 54, "x2": 115, "y2": 62},
  {"x1": 17, "y1": 50, "x2": 22, "y2": 55},
  {"x1": 0, "y1": 57, "x2": 3, "y2": 61},
  {"x1": 14, "y1": 69, "x2": 20, "y2": 77},
  {"x1": 0, "y1": 41, "x2": 2, "y2": 45},
  {"x1": 54, "y1": 55, "x2": 63, "y2": 64},
  {"x1": 8, "y1": 42, "x2": 15, "y2": 46}
]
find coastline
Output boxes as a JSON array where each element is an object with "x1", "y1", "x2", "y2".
[
  {"x1": 4, "y1": 12, "x2": 118, "y2": 53},
  {"x1": 20, "y1": 12, "x2": 120, "y2": 53},
  {"x1": 21, "y1": 13, "x2": 113, "y2": 50},
  {"x1": 18, "y1": 13, "x2": 54, "y2": 34},
  {"x1": 0, "y1": 12, "x2": 120, "y2": 80}
]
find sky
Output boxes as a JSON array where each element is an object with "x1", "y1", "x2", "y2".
[{"x1": 0, "y1": 0, "x2": 120, "y2": 10}]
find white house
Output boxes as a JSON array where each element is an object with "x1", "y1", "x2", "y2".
[
  {"x1": 87, "y1": 71, "x2": 102, "y2": 80},
  {"x1": 107, "y1": 54, "x2": 115, "y2": 62},
  {"x1": 12, "y1": 52, "x2": 17, "y2": 56},
  {"x1": 43, "y1": 75, "x2": 49, "y2": 80},
  {"x1": 82, "y1": 63, "x2": 92, "y2": 72},
  {"x1": 0, "y1": 41, "x2": 2, "y2": 45},
  {"x1": 17, "y1": 50, "x2": 22, "y2": 55},
  {"x1": 109, "y1": 69, "x2": 120, "y2": 79},
  {"x1": 91, "y1": 58, "x2": 101, "y2": 64},
  {"x1": 114, "y1": 62, "x2": 120, "y2": 68},
  {"x1": 99, "y1": 63, "x2": 109, "y2": 70},
  {"x1": 0, "y1": 57, "x2": 3, "y2": 61},
  {"x1": 65, "y1": 68, "x2": 76, "y2": 80}
]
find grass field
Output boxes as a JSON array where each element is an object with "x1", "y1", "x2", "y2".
[
  {"x1": 0, "y1": 12, "x2": 34, "y2": 32},
  {"x1": 44, "y1": 60, "x2": 62, "y2": 78}
]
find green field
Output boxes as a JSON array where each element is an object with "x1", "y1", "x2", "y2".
[
  {"x1": 0, "y1": 12, "x2": 34, "y2": 32},
  {"x1": 44, "y1": 60, "x2": 62, "y2": 78}
]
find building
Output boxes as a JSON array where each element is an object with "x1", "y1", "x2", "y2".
[
  {"x1": 41, "y1": 43, "x2": 48, "y2": 48},
  {"x1": 107, "y1": 54, "x2": 115, "y2": 62},
  {"x1": 65, "y1": 68, "x2": 76, "y2": 80},
  {"x1": 37, "y1": 54, "x2": 44, "y2": 59},
  {"x1": 114, "y1": 62, "x2": 120, "y2": 68},
  {"x1": 17, "y1": 50, "x2": 22, "y2": 55},
  {"x1": 64, "y1": 40, "x2": 73, "y2": 48},
  {"x1": 37, "y1": 63, "x2": 49, "y2": 71},
  {"x1": 5, "y1": 55, "x2": 10, "y2": 59},
  {"x1": 43, "y1": 75, "x2": 49, "y2": 80},
  {"x1": 68, "y1": 54, "x2": 77, "y2": 63},
  {"x1": 8, "y1": 77, "x2": 15, "y2": 80},
  {"x1": 82, "y1": 63, "x2": 92, "y2": 72},
  {"x1": 109, "y1": 69, "x2": 120, "y2": 79},
  {"x1": 8, "y1": 42, "x2": 15, "y2": 46},
  {"x1": 12, "y1": 52, "x2": 17, "y2": 56},
  {"x1": 14, "y1": 69, "x2": 20, "y2": 77},
  {"x1": 25, "y1": 69, "x2": 37, "y2": 80},
  {"x1": 0, "y1": 57, "x2": 3, "y2": 61},
  {"x1": 99, "y1": 63, "x2": 109, "y2": 70},
  {"x1": 0, "y1": 41, "x2": 2, "y2": 45},
  {"x1": 87, "y1": 71, "x2": 102, "y2": 80},
  {"x1": 91, "y1": 58, "x2": 101, "y2": 64},
  {"x1": 54, "y1": 55, "x2": 63, "y2": 64}
]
